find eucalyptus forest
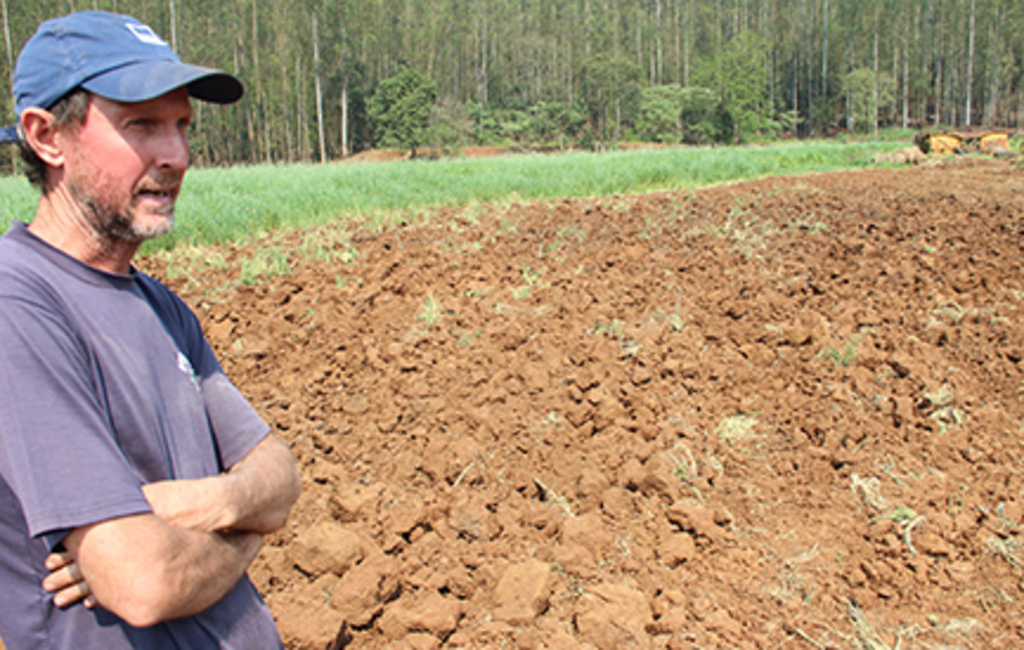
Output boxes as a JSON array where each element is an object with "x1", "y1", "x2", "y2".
[{"x1": 2, "y1": 0, "x2": 1023, "y2": 166}]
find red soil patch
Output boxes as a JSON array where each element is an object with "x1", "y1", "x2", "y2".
[
  {"x1": 140, "y1": 158, "x2": 1024, "y2": 649},
  {"x1": 458, "y1": 146, "x2": 517, "y2": 158},
  {"x1": 346, "y1": 144, "x2": 664, "y2": 163},
  {"x1": 344, "y1": 149, "x2": 411, "y2": 163},
  {"x1": 616, "y1": 142, "x2": 671, "y2": 150},
  {"x1": 344, "y1": 146, "x2": 534, "y2": 162}
]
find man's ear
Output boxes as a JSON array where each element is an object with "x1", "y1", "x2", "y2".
[{"x1": 20, "y1": 108, "x2": 66, "y2": 168}]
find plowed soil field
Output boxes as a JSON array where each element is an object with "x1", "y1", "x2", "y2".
[{"x1": 144, "y1": 158, "x2": 1024, "y2": 649}]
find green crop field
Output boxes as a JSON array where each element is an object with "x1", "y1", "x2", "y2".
[{"x1": 0, "y1": 138, "x2": 903, "y2": 252}]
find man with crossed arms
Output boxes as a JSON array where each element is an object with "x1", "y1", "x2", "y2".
[{"x1": 0, "y1": 11, "x2": 301, "y2": 648}]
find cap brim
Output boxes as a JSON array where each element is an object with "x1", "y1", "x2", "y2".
[
  {"x1": 82, "y1": 59, "x2": 243, "y2": 105},
  {"x1": 0, "y1": 125, "x2": 20, "y2": 143}
]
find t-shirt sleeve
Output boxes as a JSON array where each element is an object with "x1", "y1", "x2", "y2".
[
  {"x1": 141, "y1": 277, "x2": 270, "y2": 470},
  {"x1": 0, "y1": 294, "x2": 151, "y2": 539}
]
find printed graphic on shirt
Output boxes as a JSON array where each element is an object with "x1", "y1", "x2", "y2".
[{"x1": 177, "y1": 351, "x2": 201, "y2": 391}]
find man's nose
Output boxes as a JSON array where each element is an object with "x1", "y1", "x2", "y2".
[{"x1": 157, "y1": 128, "x2": 190, "y2": 171}]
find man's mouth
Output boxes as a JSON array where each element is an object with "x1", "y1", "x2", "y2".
[{"x1": 137, "y1": 188, "x2": 174, "y2": 198}]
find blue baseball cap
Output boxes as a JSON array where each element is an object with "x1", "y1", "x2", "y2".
[{"x1": 12, "y1": 11, "x2": 242, "y2": 121}]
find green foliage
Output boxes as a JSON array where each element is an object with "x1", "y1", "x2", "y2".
[
  {"x1": 368, "y1": 67, "x2": 439, "y2": 154},
  {"x1": 693, "y1": 31, "x2": 772, "y2": 142},
  {"x1": 580, "y1": 55, "x2": 643, "y2": 143},
  {"x1": 426, "y1": 98, "x2": 474, "y2": 153},
  {"x1": 328, "y1": 58, "x2": 371, "y2": 155},
  {"x1": 466, "y1": 102, "x2": 532, "y2": 146},
  {"x1": 776, "y1": 110, "x2": 804, "y2": 135},
  {"x1": 466, "y1": 101, "x2": 503, "y2": 145},
  {"x1": 527, "y1": 101, "x2": 586, "y2": 147},
  {"x1": 3, "y1": 0, "x2": 1021, "y2": 171},
  {"x1": 496, "y1": 109, "x2": 531, "y2": 144},
  {"x1": 639, "y1": 84, "x2": 683, "y2": 143},
  {"x1": 462, "y1": 101, "x2": 586, "y2": 148},
  {"x1": 679, "y1": 87, "x2": 732, "y2": 144},
  {"x1": 844, "y1": 68, "x2": 896, "y2": 133},
  {"x1": 639, "y1": 84, "x2": 741, "y2": 145}
]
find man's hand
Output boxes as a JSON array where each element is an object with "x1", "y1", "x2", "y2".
[{"x1": 43, "y1": 551, "x2": 96, "y2": 609}]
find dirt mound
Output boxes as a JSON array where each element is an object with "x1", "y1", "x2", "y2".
[{"x1": 142, "y1": 158, "x2": 1024, "y2": 649}]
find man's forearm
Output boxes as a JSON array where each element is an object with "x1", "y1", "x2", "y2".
[
  {"x1": 47, "y1": 435, "x2": 300, "y2": 617},
  {"x1": 64, "y1": 514, "x2": 261, "y2": 628},
  {"x1": 222, "y1": 434, "x2": 302, "y2": 533},
  {"x1": 142, "y1": 434, "x2": 299, "y2": 536},
  {"x1": 143, "y1": 435, "x2": 301, "y2": 535}
]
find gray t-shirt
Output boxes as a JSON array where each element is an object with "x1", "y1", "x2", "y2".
[{"x1": 0, "y1": 222, "x2": 282, "y2": 649}]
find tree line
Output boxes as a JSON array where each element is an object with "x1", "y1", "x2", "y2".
[{"x1": 2, "y1": 0, "x2": 1023, "y2": 169}]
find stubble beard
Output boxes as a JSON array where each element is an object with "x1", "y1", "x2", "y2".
[{"x1": 70, "y1": 171, "x2": 180, "y2": 247}]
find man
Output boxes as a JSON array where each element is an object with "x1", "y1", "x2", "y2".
[{"x1": 0, "y1": 11, "x2": 302, "y2": 649}]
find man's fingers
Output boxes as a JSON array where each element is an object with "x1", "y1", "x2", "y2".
[
  {"x1": 43, "y1": 556, "x2": 94, "y2": 608},
  {"x1": 52, "y1": 578, "x2": 92, "y2": 608},
  {"x1": 42, "y1": 560, "x2": 83, "y2": 592},
  {"x1": 45, "y1": 551, "x2": 74, "y2": 571}
]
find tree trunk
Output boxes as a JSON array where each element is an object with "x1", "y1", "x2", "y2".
[
  {"x1": 252, "y1": 0, "x2": 263, "y2": 162},
  {"x1": 948, "y1": 62, "x2": 957, "y2": 126},
  {"x1": 674, "y1": 0, "x2": 681, "y2": 85},
  {"x1": 1, "y1": 0, "x2": 10, "y2": 80},
  {"x1": 965, "y1": 0, "x2": 975, "y2": 126},
  {"x1": 263, "y1": 91, "x2": 272, "y2": 163},
  {"x1": 892, "y1": 40, "x2": 898, "y2": 128},
  {"x1": 584, "y1": 0, "x2": 592, "y2": 58},
  {"x1": 683, "y1": 1, "x2": 691, "y2": 85},
  {"x1": 820, "y1": 0, "x2": 828, "y2": 102},
  {"x1": 918, "y1": 1, "x2": 927, "y2": 125},
  {"x1": 340, "y1": 0, "x2": 349, "y2": 157},
  {"x1": 614, "y1": 97, "x2": 621, "y2": 142},
  {"x1": 844, "y1": 39, "x2": 852, "y2": 132},
  {"x1": 793, "y1": 45, "x2": 800, "y2": 136},
  {"x1": 933, "y1": 0, "x2": 943, "y2": 127},
  {"x1": 655, "y1": 0, "x2": 663, "y2": 85},
  {"x1": 168, "y1": 0, "x2": 177, "y2": 52},
  {"x1": 1018, "y1": 74, "x2": 1023, "y2": 127},
  {"x1": 477, "y1": 14, "x2": 488, "y2": 103},
  {"x1": 984, "y1": 7, "x2": 1001, "y2": 126},
  {"x1": 902, "y1": 38, "x2": 909, "y2": 128},
  {"x1": 313, "y1": 11, "x2": 326, "y2": 163},
  {"x1": 804, "y1": 0, "x2": 814, "y2": 133},
  {"x1": 764, "y1": 1, "x2": 772, "y2": 118},
  {"x1": 872, "y1": 25, "x2": 878, "y2": 136},
  {"x1": 283, "y1": 60, "x2": 294, "y2": 162},
  {"x1": 341, "y1": 83, "x2": 348, "y2": 156},
  {"x1": 2, "y1": 0, "x2": 13, "y2": 173},
  {"x1": 636, "y1": 10, "x2": 642, "y2": 71}
]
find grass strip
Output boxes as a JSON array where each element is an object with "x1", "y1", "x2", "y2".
[{"x1": 0, "y1": 139, "x2": 902, "y2": 251}]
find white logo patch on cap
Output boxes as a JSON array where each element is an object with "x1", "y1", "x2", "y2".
[{"x1": 126, "y1": 22, "x2": 167, "y2": 46}]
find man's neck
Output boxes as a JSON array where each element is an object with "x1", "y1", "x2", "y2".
[{"x1": 30, "y1": 190, "x2": 139, "y2": 275}]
